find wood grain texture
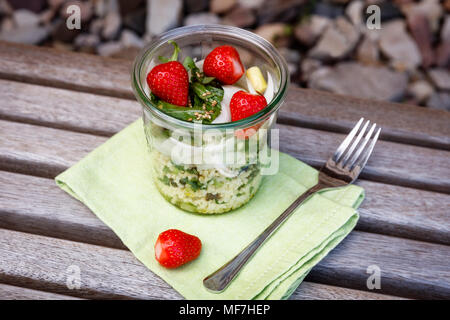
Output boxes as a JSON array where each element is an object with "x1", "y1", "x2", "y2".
[
  {"x1": 0, "y1": 41, "x2": 133, "y2": 99},
  {"x1": 0, "y1": 228, "x2": 401, "y2": 300},
  {"x1": 0, "y1": 43, "x2": 448, "y2": 149},
  {"x1": 307, "y1": 231, "x2": 450, "y2": 299},
  {"x1": 1, "y1": 118, "x2": 448, "y2": 193},
  {"x1": 0, "y1": 172, "x2": 447, "y2": 299},
  {"x1": 288, "y1": 282, "x2": 406, "y2": 300},
  {"x1": 0, "y1": 80, "x2": 140, "y2": 136},
  {"x1": 356, "y1": 180, "x2": 450, "y2": 245},
  {"x1": 279, "y1": 88, "x2": 450, "y2": 150},
  {"x1": 0, "y1": 283, "x2": 82, "y2": 300},
  {"x1": 278, "y1": 124, "x2": 450, "y2": 194},
  {"x1": 1, "y1": 167, "x2": 449, "y2": 248}
]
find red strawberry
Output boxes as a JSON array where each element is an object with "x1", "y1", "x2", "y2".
[
  {"x1": 147, "y1": 61, "x2": 189, "y2": 106},
  {"x1": 154, "y1": 229, "x2": 202, "y2": 269},
  {"x1": 203, "y1": 45, "x2": 244, "y2": 85},
  {"x1": 146, "y1": 41, "x2": 188, "y2": 106},
  {"x1": 230, "y1": 91, "x2": 267, "y2": 121}
]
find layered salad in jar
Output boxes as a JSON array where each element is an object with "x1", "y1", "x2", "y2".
[{"x1": 142, "y1": 40, "x2": 279, "y2": 214}]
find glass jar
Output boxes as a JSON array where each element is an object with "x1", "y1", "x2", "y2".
[{"x1": 132, "y1": 25, "x2": 289, "y2": 214}]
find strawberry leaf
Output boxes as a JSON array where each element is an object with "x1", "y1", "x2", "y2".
[{"x1": 158, "y1": 40, "x2": 181, "y2": 63}]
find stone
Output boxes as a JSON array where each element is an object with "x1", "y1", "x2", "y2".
[
  {"x1": 6, "y1": 0, "x2": 46, "y2": 13},
  {"x1": 379, "y1": 20, "x2": 421, "y2": 71},
  {"x1": 0, "y1": 0, "x2": 12, "y2": 16},
  {"x1": 222, "y1": 6, "x2": 256, "y2": 28},
  {"x1": 435, "y1": 43, "x2": 450, "y2": 68},
  {"x1": 146, "y1": 0, "x2": 182, "y2": 35},
  {"x1": 300, "y1": 58, "x2": 322, "y2": 81},
  {"x1": 97, "y1": 41, "x2": 123, "y2": 56},
  {"x1": 123, "y1": 9, "x2": 146, "y2": 35},
  {"x1": 0, "y1": 25, "x2": 50, "y2": 44},
  {"x1": 313, "y1": 1, "x2": 344, "y2": 18},
  {"x1": 184, "y1": 13, "x2": 221, "y2": 26},
  {"x1": 210, "y1": 0, "x2": 236, "y2": 14},
  {"x1": 435, "y1": 16, "x2": 450, "y2": 67},
  {"x1": 371, "y1": 1, "x2": 403, "y2": 21},
  {"x1": 89, "y1": 18, "x2": 104, "y2": 35},
  {"x1": 238, "y1": 0, "x2": 264, "y2": 9},
  {"x1": 47, "y1": 0, "x2": 65, "y2": 9},
  {"x1": 401, "y1": 0, "x2": 443, "y2": 32},
  {"x1": 294, "y1": 15, "x2": 330, "y2": 47},
  {"x1": 441, "y1": 16, "x2": 450, "y2": 42},
  {"x1": 407, "y1": 80, "x2": 434, "y2": 104},
  {"x1": 184, "y1": 0, "x2": 209, "y2": 13},
  {"x1": 257, "y1": 0, "x2": 306, "y2": 24},
  {"x1": 356, "y1": 36, "x2": 379, "y2": 65},
  {"x1": 445, "y1": 0, "x2": 450, "y2": 11},
  {"x1": 428, "y1": 69, "x2": 450, "y2": 91},
  {"x1": 309, "y1": 17, "x2": 359, "y2": 61},
  {"x1": 39, "y1": 9, "x2": 57, "y2": 25},
  {"x1": 111, "y1": 46, "x2": 142, "y2": 60},
  {"x1": 52, "y1": 18, "x2": 81, "y2": 42},
  {"x1": 278, "y1": 47, "x2": 301, "y2": 76},
  {"x1": 102, "y1": 11, "x2": 121, "y2": 40},
  {"x1": 118, "y1": 0, "x2": 143, "y2": 16},
  {"x1": 308, "y1": 62, "x2": 408, "y2": 102},
  {"x1": 74, "y1": 33, "x2": 100, "y2": 48},
  {"x1": 406, "y1": 13, "x2": 434, "y2": 68},
  {"x1": 120, "y1": 29, "x2": 144, "y2": 48},
  {"x1": 60, "y1": 1, "x2": 93, "y2": 22},
  {"x1": 13, "y1": 9, "x2": 40, "y2": 27},
  {"x1": 427, "y1": 92, "x2": 450, "y2": 111},
  {"x1": 255, "y1": 23, "x2": 290, "y2": 46},
  {"x1": 345, "y1": 0, "x2": 364, "y2": 26},
  {"x1": 0, "y1": 17, "x2": 14, "y2": 32},
  {"x1": 95, "y1": 0, "x2": 119, "y2": 17}
]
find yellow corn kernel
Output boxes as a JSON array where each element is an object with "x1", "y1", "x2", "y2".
[{"x1": 246, "y1": 66, "x2": 267, "y2": 94}]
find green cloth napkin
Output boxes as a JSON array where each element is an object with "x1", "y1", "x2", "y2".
[{"x1": 56, "y1": 119, "x2": 364, "y2": 300}]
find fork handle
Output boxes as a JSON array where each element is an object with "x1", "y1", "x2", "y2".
[{"x1": 203, "y1": 183, "x2": 325, "y2": 293}]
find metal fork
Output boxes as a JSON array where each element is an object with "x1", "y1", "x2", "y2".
[{"x1": 203, "y1": 118, "x2": 381, "y2": 293}]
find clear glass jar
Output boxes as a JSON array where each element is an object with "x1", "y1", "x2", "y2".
[{"x1": 132, "y1": 25, "x2": 289, "y2": 214}]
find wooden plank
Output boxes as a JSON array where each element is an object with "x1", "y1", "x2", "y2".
[
  {"x1": 0, "y1": 283, "x2": 82, "y2": 300},
  {"x1": 278, "y1": 124, "x2": 450, "y2": 194},
  {"x1": 1, "y1": 169, "x2": 448, "y2": 248},
  {"x1": 1, "y1": 118, "x2": 449, "y2": 193},
  {"x1": 0, "y1": 174, "x2": 448, "y2": 299},
  {"x1": 307, "y1": 231, "x2": 450, "y2": 300},
  {"x1": 0, "y1": 41, "x2": 133, "y2": 99},
  {"x1": 279, "y1": 88, "x2": 450, "y2": 150},
  {"x1": 0, "y1": 228, "x2": 401, "y2": 300},
  {"x1": 356, "y1": 180, "x2": 450, "y2": 245},
  {"x1": 0, "y1": 43, "x2": 448, "y2": 149},
  {"x1": 289, "y1": 282, "x2": 406, "y2": 300},
  {"x1": 0, "y1": 79, "x2": 140, "y2": 137}
]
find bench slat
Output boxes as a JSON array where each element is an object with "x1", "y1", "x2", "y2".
[
  {"x1": 1, "y1": 167, "x2": 448, "y2": 248},
  {"x1": 0, "y1": 117, "x2": 448, "y2": 193},
  {"x1": 0, "y1": 44, "x2": 448, "y2": 149},
  {"x1": 0, "y1": 283, "x2": 82, "y2": 300},
  {"x1": 0, "y1": 228, "x2": 403, "y2": 300},
  {"x1": 0, "y1": 172, "x2": 448, "y2": 299}
]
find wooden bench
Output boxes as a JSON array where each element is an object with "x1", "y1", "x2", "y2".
[{"x1": 0, "y1": 41, "x2": 449, "y2": 300}]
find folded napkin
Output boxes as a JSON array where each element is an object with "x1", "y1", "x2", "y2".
[{"x1": 56, "y1": 119, "x2": 364, "y2": 300}]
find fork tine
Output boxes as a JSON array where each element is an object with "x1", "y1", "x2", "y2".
[
  {"x1": 346, "y1": 123, "x2": 376, "y2": 169},
  {"x1": 352, "y1": 127, "x2": 381, "y2": 170},
  {"x1": 339, "y1": 120, "x2": 370, "y2": 167},
  {"x1": 332, "y1": 118, "x2": 364, "y2": 162}
]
